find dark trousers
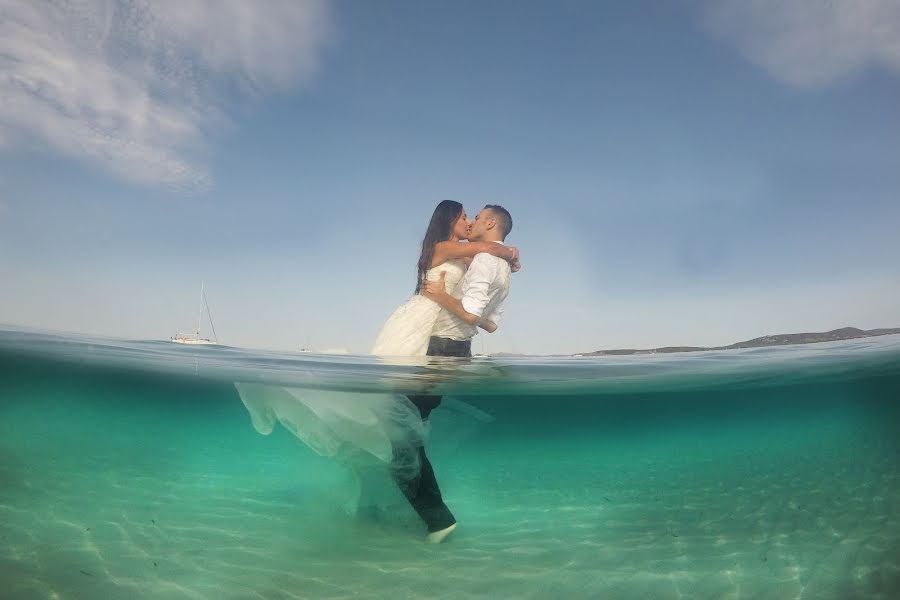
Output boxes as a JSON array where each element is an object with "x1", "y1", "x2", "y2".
[{"x1": 396, "y1": 336, "x2": 471, "y2": 532}]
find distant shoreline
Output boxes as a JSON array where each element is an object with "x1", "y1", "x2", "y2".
[{"x1": 491, "y1": 327, "x2": 900, "y2": 358}]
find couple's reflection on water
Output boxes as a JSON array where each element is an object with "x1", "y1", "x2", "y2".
[{"x1": 233, "y1": 353, "x2": 494, "y2": 542}]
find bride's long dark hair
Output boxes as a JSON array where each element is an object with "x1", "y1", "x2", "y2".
[{"x1": 415, "y1": 200, "x2": 463, "y2": 294}]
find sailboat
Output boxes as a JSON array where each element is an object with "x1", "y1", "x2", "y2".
[{"x1": 171, "y1": 282, "x2": 219, "y2": 345}]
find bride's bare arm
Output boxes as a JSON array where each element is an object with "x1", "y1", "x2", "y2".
[{"x1": 432, "y1": 241, "x2": 519, "y2": 268}]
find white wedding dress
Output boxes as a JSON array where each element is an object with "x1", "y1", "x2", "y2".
[
  {"x1": 371, "y1": 259, "x2": 467, "y2": 356},
  {"x1": 235, "y1": 260, "x2": 488, "y2": 511}
]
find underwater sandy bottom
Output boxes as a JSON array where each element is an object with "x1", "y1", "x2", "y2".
[{"x1": 1, "y1": 403, "x2": 899, "y2": 600}]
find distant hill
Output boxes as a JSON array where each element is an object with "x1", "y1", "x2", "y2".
[{"x1": 582, "y1": 327, "x2": 900, "y2": 357}]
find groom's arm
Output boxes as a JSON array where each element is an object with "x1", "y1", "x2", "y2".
[
  {"x1": 422, "y1": 282, "x2": 488, "y2": 328},
  {"x1": 422, "y1": 254, "x2": 498, "y2": 330},
  {"x1": 423, "y1": 289, "x2": 497, "y2": 333}
]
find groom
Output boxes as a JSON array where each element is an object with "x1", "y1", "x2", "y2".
[{"x1": 400, "y1": 204, "x2": 515, "y2": 543}]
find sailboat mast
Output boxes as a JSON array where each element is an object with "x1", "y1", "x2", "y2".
[
  {"x1": 197, "y1": 281, "x2": 205, "y2": 337},
  {"x1": 204, "y1": 291, "x2": 219, "y2": 344}
]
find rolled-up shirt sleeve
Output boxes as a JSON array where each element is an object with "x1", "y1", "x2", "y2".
[
  {"x1": 460, "y1": 254, "x2": 495, "y2": 318},
  {"x1": 485, "y1": 302, "x2": 504, "y2": 326}
]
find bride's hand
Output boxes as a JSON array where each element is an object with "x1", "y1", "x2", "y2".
[
  {"x1": 504, "y1": 246, "x2": 521, "y2": 271},
  {"x1": 482, "y1": 243, "x2": 519, "y2": 262},
  {"x1": 488, "y1": 245, "x2": 521, "y2": 271},
  {"x1": 501, "y1": 246, "x2": 521, "y2": 272}
]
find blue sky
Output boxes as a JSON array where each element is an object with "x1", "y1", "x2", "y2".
[{"x1": 1, "y1": 0, "x2": 899, "y2": 355}]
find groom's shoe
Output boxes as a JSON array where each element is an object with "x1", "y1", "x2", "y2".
[{"x1": 425, "y1": 522, "x2": 457, "y2": 544}]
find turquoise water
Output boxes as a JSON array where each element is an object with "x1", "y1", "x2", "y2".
[{"x1": 1, "y1": 327, "x2": 899, "y2": 599}]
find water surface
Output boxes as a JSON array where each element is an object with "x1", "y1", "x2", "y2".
[{"x1": 1, "y1": 328, "x2": 898, "y2": 599}]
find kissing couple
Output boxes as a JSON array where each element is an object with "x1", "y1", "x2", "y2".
[{"x1": 236, "y1": 201, "x2": 519, "y2": 543}]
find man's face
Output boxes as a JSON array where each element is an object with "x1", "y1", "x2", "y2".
[
  {"x1": 452, "y1": 210, "x2": 470, "y2": 240},
  {"x1": 467, "y1": 208, "x2": 492, "y2": 241}
]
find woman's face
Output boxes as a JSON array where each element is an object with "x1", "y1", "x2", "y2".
[{"x1": 451, "y1": 210, "x2": 470, "y2": 240}]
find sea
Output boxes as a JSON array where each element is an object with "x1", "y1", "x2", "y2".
[{"x1": 1, "y1": 326, "x2": 899, "y2": 599}]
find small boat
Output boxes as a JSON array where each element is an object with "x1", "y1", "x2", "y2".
[{"x1": 171, "y1": 282, "x2": 219, "y2": 345}]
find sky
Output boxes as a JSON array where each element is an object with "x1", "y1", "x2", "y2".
[{"x1": 1, "y1": 0, "x2": 899, "y2": 355}]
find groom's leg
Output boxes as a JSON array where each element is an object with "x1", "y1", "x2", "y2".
[
  {"x1": 397, "y1": 336, "x2": 471, "y2": 533},
  {"x1": 397, "y1": 395, "x2": 455, "y2": 533},
  {"x1": 394, "y1": 445, "x2": 456, "y2": 533}
]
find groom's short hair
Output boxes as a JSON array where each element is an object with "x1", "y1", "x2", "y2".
[{"x1": 484, "y1": 205, "x2": 512, "y2": 239}]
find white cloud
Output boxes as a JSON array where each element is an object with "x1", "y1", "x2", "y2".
[
  {"x1": 0, "y1": 0, "x2": 332, "y2": 189},
  {"x1": 702, "y1": 0, "x2": 900, "y2": 89}
]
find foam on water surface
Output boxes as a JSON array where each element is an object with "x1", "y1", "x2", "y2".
[{"x1": 1, "y1": 327, "x2": 899, "y2": 599}]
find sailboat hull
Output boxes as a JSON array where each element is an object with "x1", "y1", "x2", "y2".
[{"x1": 170, "y1": 337, "x2": 217, "y2": 345}]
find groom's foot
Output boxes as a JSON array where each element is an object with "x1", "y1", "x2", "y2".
[{"x1": 425, "y1": 522, "x2": 457, "y2": 544}]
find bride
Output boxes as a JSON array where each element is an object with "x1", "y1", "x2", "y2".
[{"x1": 235, "y1": 201, "x2": 519, "y2": 520}]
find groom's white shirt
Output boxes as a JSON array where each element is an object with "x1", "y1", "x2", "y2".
[{"x1": 431, "y1": 242, "x2": 511, "y2": 341}]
